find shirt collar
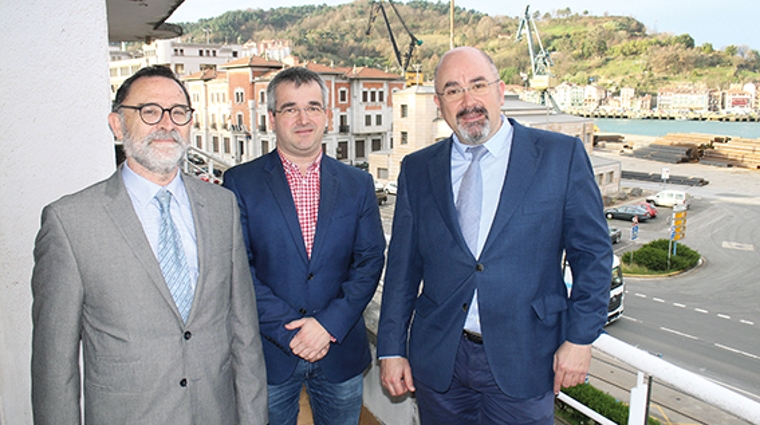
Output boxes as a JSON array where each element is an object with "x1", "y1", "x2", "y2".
[
  {"x1": 452, "y1": 115, "x2": 512, "y2": 159},
  {"x1": 121, "y1": 161, "x2": 187, "y2": 207},
  {"x1": 278, "y1": 150, "x2": 323, "y2": 176}
]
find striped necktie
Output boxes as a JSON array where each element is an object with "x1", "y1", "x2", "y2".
[{"x1": 155, "y1": 190, "x2": 194, "y2": 323}]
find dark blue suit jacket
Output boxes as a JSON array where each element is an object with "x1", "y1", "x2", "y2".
[
  {"x1": 223, "y1": 151, "x2": 386, "y2": 385},
  {"x1": 377, "y1": 119, "x2": 612, "y2": 398}
]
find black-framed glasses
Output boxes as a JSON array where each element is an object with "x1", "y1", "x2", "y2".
[
  {"x1": 119, "y1": 103, "x2": 194, "y2": 126},
  {"x1": 437, "y1": 79, "x2": 500, "y2": 101},
  {"x1": 274, "y1": 106, "x2": 325, "y2": 117}
]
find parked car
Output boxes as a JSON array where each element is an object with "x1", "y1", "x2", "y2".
[
  {"x1": 374, "y1": 179, "x2": 384, "y2": 192},
  {"x1": 376, "y1": 189, "x2": 388, "y2": 205},
  {"x1": 384, "y1": 181, "x2": 397, "y2": 195},
  {"x1": 608, "y1": 225, "x2": 622, "y2": 244},
  {"x1": 646, "y1": 190, "x2": 691, "y2": 208},
  {"x1": 637, "y1": 202, "x2": 658, "y2": 218},
  {"x1": 605, "y1": 205, "x2": 651, "y2": 222}
]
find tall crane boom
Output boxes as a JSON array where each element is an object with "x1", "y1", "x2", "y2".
[
  {"x1": 366, "y1": 0, "x2": 423, "y2": 74},
  {"x1": 515, "y1": 4, "x2": 559, "y2": 112}
]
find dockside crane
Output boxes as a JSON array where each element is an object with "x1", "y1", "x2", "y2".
[
  {"x1": 515, "y1": 5, "x2": 560, "y2": 112},
  {"x1": 366, "y1": 0, "x2": 423, "y2": 81}
]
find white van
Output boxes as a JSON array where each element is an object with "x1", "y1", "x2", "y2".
[
  {"x1": 563, "y1": 255, "x2": 624, "y2": 325},
  {"x1": 646, "y1": 190, "x2": 691, "y2": 208}
]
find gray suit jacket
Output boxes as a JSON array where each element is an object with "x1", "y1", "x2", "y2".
[{"x1": 31, "y1": 167, "x2": 267, "y2": 425}]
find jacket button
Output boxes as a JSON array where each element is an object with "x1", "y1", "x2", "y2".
[
  {"x1": 307, "y1": 273, "x2": 315, "y2": 280},
  {"x1": 184, "y1": 331, "x2": 192, "y2": 340},
  {"x1": 179, "y1": 378, "x2": 187, "y2": 387},
  {"x1": 462, "y1": 303, "x2": 468, "y2": 312},
  {"x1": 299, "y1": 308, "x2": 307, "y2": 315},
  {"x1": 476, "y1": 264, "x2": 484, "y2": 272}
]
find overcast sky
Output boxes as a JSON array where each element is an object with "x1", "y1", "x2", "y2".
[{"x1": 169, "y1": 0, "x2": 758, "y2": 51}]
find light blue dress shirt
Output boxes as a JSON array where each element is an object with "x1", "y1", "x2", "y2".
[
  {"x1": 122, "y1": 162, "x2": 199, "y2": 290},
  {"x1": 451, "y1": 116, "x2": 514, "y2": 334}
]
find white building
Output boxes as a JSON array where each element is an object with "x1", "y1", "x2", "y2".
[{"x1": 109, "y1": 38, "x2": 243, "y2": 98}]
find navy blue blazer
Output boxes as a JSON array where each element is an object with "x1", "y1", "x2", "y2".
[
  {"x1": 223, "y1": 151, "x2": 386, "y2": 385},
  {"x1": 377, "y1": 119, "x2": 612, "y2": 398}
]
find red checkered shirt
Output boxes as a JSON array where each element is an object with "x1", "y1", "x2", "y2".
[{"x1": 279, "y1": 152, "x2": 322, "y2": 258}]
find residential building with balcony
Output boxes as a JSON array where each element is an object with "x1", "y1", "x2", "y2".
[{"x1": 656, "y1": 85, "x2": 712, "y2": 112}]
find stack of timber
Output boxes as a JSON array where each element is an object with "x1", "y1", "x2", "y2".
[
  {"x1": 632, "y1": 133, "x2": 760, "y2": 169},
  {"x1": 630, "y1": 133, "x2": 702, "y2": 163},
  {"x1": 701, "y1": 135, "x2": 760, "y2": 169}
]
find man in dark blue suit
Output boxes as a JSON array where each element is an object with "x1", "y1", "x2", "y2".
[
  {"x1": 377, "y1": 47, "x2": 612, "y2": 424},
  {"x1": 223, "y1": 67, "x2": 386, "y2": 425}
]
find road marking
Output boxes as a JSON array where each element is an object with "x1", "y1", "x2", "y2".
[
  {"x1": 653, "y1": 298, "x2": 665, "y2": 303},
  {"x1": 740, "y1": 320, "x2": 755, "y2": 326},
  {"x1": 714, "y1": 343, "x2": 760, "y2": 360},
  {"x1": 717, "y1": 314, "x2": 731, "y2": 320},
  {"x1": 695, "y1": 308, "x2": 708, "y2": 314},
  {"x1": 661, "y1": 327, "x2": 698, "y2": 340},
  {"x1": 621, "y1": 315, "x2": 641, "y2": 323},
  {"x1": 721, "y1": 241, "x2": 755, "y2": 251},
  {"x1": 673, "y1": 303, "x2": 686, "y2": 308},
  {"x1": 635, "y1": 293, "x2": 647, "y2": 298}
]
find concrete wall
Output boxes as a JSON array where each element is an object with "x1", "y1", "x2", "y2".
[{"x1": 0, "y1": 1, "x2": 114, "y2": 423}]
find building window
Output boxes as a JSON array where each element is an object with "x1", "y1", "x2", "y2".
[
  {"x1": 362, "y1": 90, "x2": 368, "y2": 102},
  {"x1": 339, "y1": 88, "x2": 348, "y2": 103},
  {"x1": 235, "y1": 89, "x2": 245, "y2": 104},
  {"x1": 262, "y1": 140, "x2": 269, "y2": 154},
  {"x1": 370, "y1": 91, "x2": 377, "y2": 103},
  {"x1": 355, "y1": 140, "x2": 365, "y2": 158},
  {"x1": 365, "y1": 115, "x2": 372, "y2": 126},
  {"x1": 375, "y1": 114, "x2": 382, "y2": 126},
  {"x1": 237, "y1": 113, "x2": 244, "y2": 127},
  {"x1": 259, "y1": 115, "x2": 267, "y2": 132},
  {"x1": 259, "y1": 90, "x2": 266, "y2": 104},
  {"x1": 224, "y1": 137, "x2": 231, "y2": 154},
  {"x1": 213, "y1": 136, "x2": 220, "y2": 153},
  {"x1": 372, "y1": 138, "x2": 381, "y2": 151},
  {"x1": 199, "y1": 50, "x2": 204, "y2": 56},
  {"x1": 337, "y1": 141, "x2": 348, "y2": 160},
  {"x1": 196, "y1": 135, "x2": 203, "y2": 149},
  {"x1": 401, "y1": 131, "x2": 408, "y2": 145},
  {"x1": 378, "y1": 90, "x2": 385, "y2": 102},
  {"x1": 401, "y1": 104, "x2": 408, "y2": 118},
  {"x1": 377, "y1": 167, "x2": 389, "y2": 180}
]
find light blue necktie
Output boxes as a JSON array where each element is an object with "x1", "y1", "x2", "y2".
[
  {"x1": 456, "y1": 145, "x2": 487, "y2": 255},
  {"x1": 457, "y1": 145, "x2": 487, "y2": 333},
  {"x1": 156, "y1": 190, "x2": 194, "y2": 323}
]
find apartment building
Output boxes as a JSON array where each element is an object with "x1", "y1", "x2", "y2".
[
  {"x1": 186, "y1": 56, "x2": 405, "y2": 166},
  {"x1": 109, "y1": 38, "x2": 243, "y2": 98},
  {"x1": 656, "y1": 85, "x2": 713, "y2": 112}
]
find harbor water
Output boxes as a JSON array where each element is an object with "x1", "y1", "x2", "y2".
[{"x1": 594, "y1": 118, "x2": 760, "y2": 140}]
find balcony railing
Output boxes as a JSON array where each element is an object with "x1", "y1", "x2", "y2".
[{"x1": 339, "y1": 125, "x2": 350, "y2": 133}]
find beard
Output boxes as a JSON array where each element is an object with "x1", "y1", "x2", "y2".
[
  {"x1": 455, "y1": 106, "x2": 491, "y2": 145},
  {"x1": 122, "y1": 126, "x2": 189, "y2": 175}
]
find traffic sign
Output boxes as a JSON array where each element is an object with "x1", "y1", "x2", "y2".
[{"x1": 631, "y1": 225, "x2": 639, "y2": 241}]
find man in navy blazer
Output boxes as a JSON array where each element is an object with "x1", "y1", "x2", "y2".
[
  {"x1": 223, "y1": 67, "x2": 386, "y2": 425},
  {"x1": 377, "y1": 47, "x2": 612, "y2": 424}
]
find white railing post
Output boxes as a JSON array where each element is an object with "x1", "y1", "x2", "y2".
[{"x1": 628, "y1": 371, "x2": 650, "y2": 425}]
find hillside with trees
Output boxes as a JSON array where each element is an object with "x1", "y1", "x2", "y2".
[{"x1": 175, "y1": 0, "x2": 760, "y2": 96}]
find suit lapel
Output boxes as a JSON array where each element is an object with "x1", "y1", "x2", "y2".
[
  {"x1": 264, "y1": 152, "x2": 309, "y2": 263},
  {"x1": 102, "y1": 169, "x2": 181, "y2": 317},
  {"x1": 428, "y1": 139, "x2": 471, "y2": 255},
  {"x1": 311, "y1": 156, "x2": 338, "y2": 264},
  {"x1": 482, "y1": 120, "x2": 542, "y2": 254},
  {"x1": 183, "y1": 175, "x2": 208, "y2": 324}
]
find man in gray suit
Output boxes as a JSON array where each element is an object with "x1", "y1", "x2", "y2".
[{"x1": 31, "y1": 66, "x2": 267, "y2": 425}]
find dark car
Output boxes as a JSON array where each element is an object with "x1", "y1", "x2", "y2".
[
  {"x1": 605, "y1": 205, "x2": 651, "y2": 222},
  {"x1": 609, "y1": 225, "x2": 622, "y2": 244}
]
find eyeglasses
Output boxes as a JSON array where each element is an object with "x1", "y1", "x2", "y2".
[
  {"x1": 437, "y1": 79, "x2": 500, "y2": 101},
  {"x1": 119, "y1": 103, "x2": 194, "y2": 126},
  {"x1": 274, "y1": 106, "x2": 324, "y2": 117}
]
